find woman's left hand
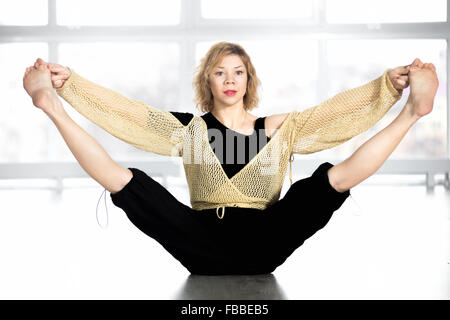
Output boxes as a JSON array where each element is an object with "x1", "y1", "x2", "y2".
[{"x1": 388, "y1": 64, "x2": 411, "y2": 91}]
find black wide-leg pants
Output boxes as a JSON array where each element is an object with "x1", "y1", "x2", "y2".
[{"x1": 110, "y1": 162, "x2": 350, "y2": 275}]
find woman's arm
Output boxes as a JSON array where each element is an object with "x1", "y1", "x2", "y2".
[
  {"x1": 34, "y1": 59, "x2": 189, "y2": 157},
  {"x1": 24, "y1": 63, "x2": 132, "y2": 193},
  {"x1": 328, "y1": 61, "x2": 438, "y2": 192},
  {"x1": 291, "y1": 67, "x2": 407, "y2": 154}
]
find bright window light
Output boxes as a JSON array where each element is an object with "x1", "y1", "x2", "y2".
[
  {"x1": 326, "y1": 0, "x2": 447, "y2": 23},
  {"x1": 56, "y1": 0, "x2": 181, "y2": 26}
]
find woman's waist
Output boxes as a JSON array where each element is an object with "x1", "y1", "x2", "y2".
[
  {"x1": 191, "y1": 201, "x2": 268, "y2": 220},
  {"x1": 192, "y1": 201, "x2": 268, "y2": 211}
]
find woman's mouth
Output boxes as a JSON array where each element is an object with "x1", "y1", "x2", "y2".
[{"x1": 224, "y1": 90, "x2": 237, "y2": 96}]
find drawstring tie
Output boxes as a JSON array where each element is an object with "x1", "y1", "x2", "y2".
[
  {"x1": 288, "y1": 119, "x2": 296, "y2": 187},
  {"x1": 96, "y1": 188, "x2": 109, "y2": 229},
  {"x1": 289, "y1": 152, "x2": 294, "y2": 186},
  {"x1": 216, "y1": 206, "x2": 225, "y2": 219},
  {"x1": 215, "y1": 203, "x2": 241, "y2": 219}
]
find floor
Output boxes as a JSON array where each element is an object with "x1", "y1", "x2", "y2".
[{"x1": 0, "y1": 175, "x2": 448, "y2": 300}]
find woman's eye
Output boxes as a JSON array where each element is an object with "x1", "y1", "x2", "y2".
[{"x1": 215, "y1": 71, "x2": 244, "y2": 76}]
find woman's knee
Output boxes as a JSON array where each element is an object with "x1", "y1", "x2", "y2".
[{"x1": 109, "y1": 168, "x2": 133, "y2": 194}]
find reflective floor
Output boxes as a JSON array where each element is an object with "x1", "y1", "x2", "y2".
[
  {"x1": 0, "y1": 177, "x2": 449, "y2": 299},
  {"x1": 175, "y1": 274, "x2": 287, "y2": 300}
]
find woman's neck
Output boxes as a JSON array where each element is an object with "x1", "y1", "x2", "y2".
[{"x1": 211, "y1": 106, "x2": 248, "y2": 131}]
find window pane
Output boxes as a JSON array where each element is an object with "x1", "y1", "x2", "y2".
[
  {"x1": 56, "y1": 0, "x2": 180, "y2": 26},
  {"x1": 201, "y1": 0, "x2": 314, "y2": 19},
  {"x1": 326, "y1": 0, "x2": 447, "y2": 23},
  {"x1": 58, "y1": 42, "x2": 180, "y2": 161},
  {"x1": 0, "y1": 0, "x2": 47, "y2": 26},
  {"x1": 196, "y1": 39, "x2": 319, "y2": 114},
  {"x1": 313, "y1": 39, "x2": 446, "y2": 160},
  {"x1": 0, "y1": 43, "x2": 49, "y2": 163}
]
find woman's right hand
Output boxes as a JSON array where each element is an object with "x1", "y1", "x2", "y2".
[{"x1": 34, "y1": 58, "x2": 71, "y2": 89}]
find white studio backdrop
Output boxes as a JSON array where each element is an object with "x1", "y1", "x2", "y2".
[{"x1": 0, "y1": 0, "x2": 448, "y2": 299}]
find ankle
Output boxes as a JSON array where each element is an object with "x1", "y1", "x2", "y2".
[
  {"x1": 32, "y1": 88, "x2": 62, "y2": 116},
  {"x1": 403, "y1": 101, "x2": 422, "y2": 122},
  {"x1": 32, "y1": 87, "x2": 54, "y2": 105}
]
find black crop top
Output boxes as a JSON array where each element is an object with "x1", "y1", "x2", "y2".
[{"x1": 170, "y1": 111, "x2": 271, "y2": 179}]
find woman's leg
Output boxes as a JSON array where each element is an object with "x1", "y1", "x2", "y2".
[
  {"x1": 258, "y1": 62, "x2": 438, "y2": 272},
  {"x1": 23, "y1": 64, "x2": 132, "y2": 194},
  {"x1": 328, "y1": 61, "x2": 439, "y2": 193}
]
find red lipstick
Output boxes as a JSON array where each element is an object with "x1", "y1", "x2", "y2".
[{"x1": 224, "y1": 90, "x2": 237, "y2": 96}]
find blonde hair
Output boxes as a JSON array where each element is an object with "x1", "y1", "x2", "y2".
[{"x1": 193, "y1": 41, "x2": 261, "y2": 113}]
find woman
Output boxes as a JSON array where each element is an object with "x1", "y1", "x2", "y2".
[{"x1": 23, "y1": 42, "x2": 438, "y2": 275}]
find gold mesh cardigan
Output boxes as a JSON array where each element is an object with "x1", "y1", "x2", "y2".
[{"x1": 56, "y1": 69, "x2": 402, "y2": 217}]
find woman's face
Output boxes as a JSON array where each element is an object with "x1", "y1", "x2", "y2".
[{"x1": 209, "y1": 54, "x2": 247, "y2": 109}]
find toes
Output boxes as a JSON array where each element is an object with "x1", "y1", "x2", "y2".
[
  {"x1": 412, "y1": 58, "x2": 424, "y2": 67},
  {"x1": 35, "y1": 57, "x2": 46, "y2": 65},
  {"x1": 426, "y1": 63, "x2": 434, "y2": 70},
  {"x1": 424, "y1": 63, "x2": 436, "y2": 71},
  {"x1": 34, "y1": 60, "x2": 44, "y2": 68}
]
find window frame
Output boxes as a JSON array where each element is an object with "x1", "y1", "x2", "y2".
[{"x1": 0, "y1": 0, "x2": 448, "y2": 188}]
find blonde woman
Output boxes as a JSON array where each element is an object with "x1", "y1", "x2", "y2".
[{"x1": 23, "y1": 42, "x2": 438, "y2": 275}]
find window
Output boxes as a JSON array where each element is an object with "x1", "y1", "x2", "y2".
[
  {"x1": 321, "y1": 39, "x2": 447, "y2": 159},
  {"x1": 326, "y1": 0, "x2": 447, "y2": 24},
  {"x1": 201, "y1": 0, "x2": 314, "y2": 20},
  {"x1": 56, "y1": 0, "x2": 181, "y2": 26},
  {"x1": 57, "y1": 42, "x2": 180, "y2": 162},
  {"x1": 0, "y1": 43, "x2": 48, "y2": 162},
  {"x1": 0, "y1": 0, "x2": 47, "y2": 26},
  {"x1": 1, "y1": 0, "x2": 448, "y2": 169}
]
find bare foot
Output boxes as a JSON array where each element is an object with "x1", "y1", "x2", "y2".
[
  {"x1": 35, "y1": 58, "x2": 71, "y2": 89},
  {"x1": 406, "y1": 62, "x2": 439, "y2": 118},
  {"x1": 23, "y1": 64, "x2": 57, "y2": 113}
]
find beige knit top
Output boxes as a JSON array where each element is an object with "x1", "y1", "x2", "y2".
[{"x1": 56, "y1": 68, "x2": 402, "y2": 217}]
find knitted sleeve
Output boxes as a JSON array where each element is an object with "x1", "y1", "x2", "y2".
[
  {"x1": 55, "y1": 69, "x2": 190, "y2": 157},
  {"x1": 291, "y1": 68, "x2": 403, "y2": 154}
]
